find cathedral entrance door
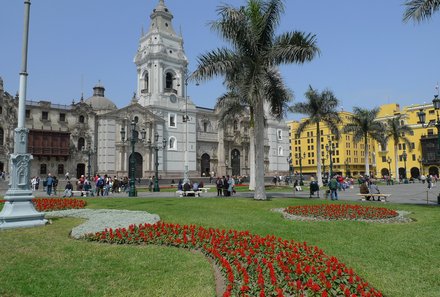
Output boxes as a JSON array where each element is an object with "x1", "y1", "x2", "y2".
[
  {"x1": 129, "y1": 152, "x2": 143, "y2": 178},
  {"x1": 76, "y1": 163, "x2": 85, "y2": 179},
  {"x1": 231, "y1": 149, "x2": 240, "y2": 176},
  {"x1": 201, "y1": 153, "x2": 210, "y2": 177}
]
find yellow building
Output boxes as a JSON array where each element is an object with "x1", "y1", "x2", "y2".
[
  {"x1": 287, "y1": 100, "x2": 440, "y2": 181},
  {"x1": 287, "y1": 111, "x2": 376, "y2": 179},
  {"x1": 375, "y1": 102, "x2": 439, "y2": 179}
]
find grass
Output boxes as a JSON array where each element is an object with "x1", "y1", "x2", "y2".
[{"x1": 1, "y1": 198, "x2": 440, "y2": 296}]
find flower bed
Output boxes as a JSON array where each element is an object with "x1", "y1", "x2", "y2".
[
  {"x1": 285, "y1": 205, "x2": 398, "y2": 221},
  {"x1": 0, "y1": 198, "x2": 87, "y2": 212},
  {"x1": 86, "y1": 222, "x2": 383, "y2": 297}
]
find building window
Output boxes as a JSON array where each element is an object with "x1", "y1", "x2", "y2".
[
  {"x1": 78, "y1": 137, "x2": 85, "y2": 151},
  {"x1": 168, "y1": 136, "x2": 177, "y2": 150},
  {"x1": 165, "y1": 72, "x2": 173, "y2": 89},
  {"x1": 0, "y1": 128, "x2": 3, "y2": 145},
  {"x1": 277, "y1": 129, "x2": 282, "y2": 140},
  {"x1": 0, "y1": 106, "x2": 2, "y2": 114},
  {"x1": 79, "y1": 115, "x2": 85, "y2": 123},
  {"x1": 203, "y1": 122, "x2": 208, "y2": 132},
  {"x1": 278, "y1": 146, "x2": 283, "y2": 156},
  {"x1": 168, "y1": 113, "x2": 176, "y2": 128},
  {"x1": 25, "y1": 109, "x2": 30, "y2": 118},
  {"x1": 42, "y1": 111, "x2": 49, "y2": 120},
  {"x1": 233, "y1": 120, "x2": 238, "y2": 131},
  {"x1": 40, "y1": 164, "x2": 47, "y2": 175},
  {"x1": 59, "y1": 113, "x2": 66, "y2": 122},
  {"x1": 382, "y1": 156, "x2": 386, "y2": 162},
  {"x1": 58, "y1": 164, "x2": 64, "y2": 175},
  {"x1": 428, "y1": 129, "x2": 434, "y2": 136}
]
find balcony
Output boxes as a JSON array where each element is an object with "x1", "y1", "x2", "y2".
[{"x1": 164, "y1": 88, "x2": 177, "y2": 94}]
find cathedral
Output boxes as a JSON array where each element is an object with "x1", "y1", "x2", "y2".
[{"x1": 0, "y1": 0, "x2": 289, "y2": 180}]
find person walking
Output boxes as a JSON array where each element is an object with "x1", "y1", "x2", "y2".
[
  {"x1": 46, "y1": 173, "x2": 54, "y2": 196},
  {"x1": 216, "y1": 177, "x2": 223, "y2": 196},
  {"x1": 328, "y1": 177, "x2": 338, "y2": 200}
]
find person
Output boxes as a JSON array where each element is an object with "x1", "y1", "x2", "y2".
[
  {"x1": 46, "y1": 173, "x2": 54, "y2": 196},
  {"x1": 149, "y1": 176, "x2": 153, "y2": 192},
  {"x1": 328, "y1": 177, "x2": 338, "y2": 200},
  {"x1": 52, "y1": 176, "x2": 58, "y2": 196},
  {"x1": 63, "y1": 181, "x2": 73, "y2": 198},
  {"x1": 228, "y1": 175, "x2": 235, "y2": 196},
  {"x1": 223, "y1": 176, "x2": 229, "y2": 196},
  {"x1": 192, "y1": 181, "x2": 199, "y2": 191},
  {"x1": 65, "y1": 171, "x2": 70, "y2": 181},
  {"x1": 427, "y1": 175, "x2": 433, "y2": 189},
  {"x1": 360, "y1": 181, "x2": 370, "y2": 200},
  {"x1": 183, "y1": 181, "x2": 191, "y2": 192},
  {"x1": 177, "y1": 180, "x2": 183, "y2": 191},
  {"x1": 294, "y1": 179, "x2": 302, "y2": 191},
  {"x1": 216, "y1": 177, "x2": 223, "y2": 196},
  {"x1": 96, "y1": 175, "x2": 105, "y2": 196},
  {"x1": 31, "y1": 176, "x2": 38, "y2": 191},
  {"x1": 369, "y1": 180, "x2": 381, "y2": 201}
]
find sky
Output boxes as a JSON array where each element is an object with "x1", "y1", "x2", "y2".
[{"x1": 1, "y1": 0, "x2": 439, "y2": 121}]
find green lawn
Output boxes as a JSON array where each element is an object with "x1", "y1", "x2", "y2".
[{"x1": 1, "y1": 198, "x2": 439, "y2": 297}]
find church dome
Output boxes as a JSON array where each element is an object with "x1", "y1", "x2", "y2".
[{"x1": 85, "y1": 83, "x2": 117, "y2": 111}]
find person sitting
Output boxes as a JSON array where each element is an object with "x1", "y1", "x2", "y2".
[
  {"x1": 63, "y1": 181, "x2": 73, "y2": 198},
  {"x1": 177, "y1": 180, "x2": 183, "y2": 191},
  {"x1": 359, "y1": 181, "x2": 370, "y2": 200},
  {"x1": 192, "y1": 182, "x2": 199, "y2": 191},
  {"x1": 183, "y1": 181, "x2": 191, "y2": 192},
  {"x1": 293, "y1": 179, "x2": 302, "y2": 191},
  {"x1": 368, "y1": 180, "x2": 380, "y2": 201}
]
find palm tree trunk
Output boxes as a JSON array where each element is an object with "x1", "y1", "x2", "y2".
[
  {"x1": 248, "y1": 126, "x2": 255, "y2": 191},
  {"x1": 394, "y1": 144, "x2": 399, "y2": 183},
  {"x1": 364, "y1": 134, "x2": 370, "y2": 176},
  {"x1": 316, "y1": 123, "x2": 323, "y2": 186},
  {"x1": 254, "y1": 99, "x2": 267, "y2": 200}
]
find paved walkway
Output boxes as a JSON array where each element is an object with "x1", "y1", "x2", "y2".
[{"x1": 7, "y1": 181, "x2": 438, "y2": 206}]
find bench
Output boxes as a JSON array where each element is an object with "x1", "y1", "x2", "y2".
[
  {"x1": 176, "y1": 190, "x2": 202, "y2": 197},
  {"x1": 198, "y1": 188, "x2": 210, "y2": 193},
  {"x1": 71, "y1": 190, "x2": 92, "y2": 197},
  {"x1": 356, "y1": 193, "x2": 391, "y2": 202}
]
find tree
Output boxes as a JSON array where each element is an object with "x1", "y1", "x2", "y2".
[
  {"x1": 192, "y1": 0, "x2": 319, "y2": 200},
  {"x1": 289, "y1": 86, "x2": 341, "y2": 186},
  {"x1": 403, "y1": 0, "x2": 440, "y2": 23},
  {"x1": 383, "y1": 115, "x2": 413, "y2": 182},
  {"x1": 343, "y1": 107, "x2": 384, "y2": 177}
]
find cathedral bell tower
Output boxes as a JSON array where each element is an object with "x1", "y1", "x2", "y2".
[{"x1": 134, "y1": 0, "x2": 189, "y2": 108}]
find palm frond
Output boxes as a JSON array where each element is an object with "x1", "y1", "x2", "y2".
[{"x1": 403, "y1": 0, "x2": 440, "y2": 23}]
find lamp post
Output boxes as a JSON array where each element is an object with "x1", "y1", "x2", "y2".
[
  {"x1": 297, "y1": 147, "x2": 306, "y2": 186},
  {"x1": 402, "y1": 150, "x2": 408, "y2": 183},
  {"x1": 344, "y1": 158, "x2": 349, "y2": 177},
  {"x1": 418, "y1": 94, "x2": 440, "y2": 157},
  {"x1": 0, "y1": 0, "x2": 47, "y2": 229},
  {"x1": 287, "y1": 156, "x2": 293, "y2": 184},
  {"x1": 148, "y1": 132, "x2": 167, "y2": 192},
  {"x1": 322, "y1": 156, "x2": 327, "y2": 184},
  {"x1": 386, "y1": 156, "x2": 392, "y2": 178},
  {"x1": 120, "y1": 119, "x2": 146, "y2": 197},
  {"x1": 325, "y1": 138, "x2": 335, "y2": 179},
  {"x1": 83, "y1": 145, "x2": 96, "y2": 180}
]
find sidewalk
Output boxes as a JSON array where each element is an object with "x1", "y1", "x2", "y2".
[{"x1": 2, "y1": 182, "x2": 439, "y2": 206}]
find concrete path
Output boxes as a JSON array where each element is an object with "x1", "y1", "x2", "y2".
[{"x1": 4, "y1": 181, "x2": 438, "y2": 206}]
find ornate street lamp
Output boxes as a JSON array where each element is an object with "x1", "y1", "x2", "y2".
[
  {"x1": 418, "y1": 156, "x2": 424, "y2": 176},
  {"x1": 344, "y1": 158, "x2": 350, "y2": 177},
  {"x1": 402, "y1": 150, "x2": 408, "y2": 182},
  {"x1": 83, "y1": 145, "x2": 96, "y2": 180},
  {"x1": 287, "y1": 155, "x2": 293, "y2": 184},
  {"x1": 322, "y1": 156, "x2": 327, "y2": 183},
  {"x1": 325, "y1": 138, "x2": 336, "y2": 179},
  {"x1": 418, "y1": 94, "x2": 440, "y2": 157},
  {"x1": 297, "y1": 147, "x2": 306, "y2": 186},
  {"x1": 386, "y1": 156, "x2": 392, "y2": 178},
  {"x1": 148, "y1": 132, "x2": 167, "y2": 192},
  {"x1": 0, "y1": 0, "x2": 47, "y2": 229},
  {"x1": 120, "y1": 119, "x2": 146, "y2": 197}
]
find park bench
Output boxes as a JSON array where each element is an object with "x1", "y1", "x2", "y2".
[
  {"x1": 356, "y1": 193, "x2": 391, "y2": 202},
  {"x1": 198, "y1": 187, "x2": 210, "y2": 193},
  {"x1": 71, "y1": 190, "x2": 92, "y2": 197},
  {"x1": 176, "y1": 190, "x2": 202, "y2": 197}
]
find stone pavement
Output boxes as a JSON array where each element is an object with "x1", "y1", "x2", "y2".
[{"x1": 6, "y1": 181, "x2": 438, "y2": 206}]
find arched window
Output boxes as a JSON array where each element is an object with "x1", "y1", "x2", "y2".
[
  {"x1": 168, "y1": 136, "x2": 177, "y2": 150},
  {"x1": 142, "y1": 72, "x2": 149, "y2": 93},
  {"x1": 79, "y1": 115, "x2": 85, "y2": 123},
  {"x1": 165, "y1": 72, "x2": 173, "y2": 89},
  {"x1": 78, "y1": 137, "x2": 85, "y2": 151},
  {"x1": 233, "y1": 120, "x2": 238, "y2": 131},
  {"x1": 278, "y1": 146, "x2": 283, "y2": 156},
  {"x1": 0, "y1": 128, "x2": 3, "y2": 145}
]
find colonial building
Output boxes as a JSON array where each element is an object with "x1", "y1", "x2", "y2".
[{"x1": 0, "y1": 0, "x2": 289, "y2": 180}]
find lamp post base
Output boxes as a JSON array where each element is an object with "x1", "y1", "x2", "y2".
[
  {"x1": 0, "y1": 190, "x2": 47, "y2": 230},
  {"x1": 153, "y1": 178, "x2": 160, "y2": 192}
]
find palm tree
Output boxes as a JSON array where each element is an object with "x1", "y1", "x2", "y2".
[
  {"x1": 192, "y1": 0, "x2": 319, "y2": 200},
  {"x1": 289, "y1": 86, "x2": 341, "y2": 186},
  {"x1": 403, "y1": 0, "x2": 440, "y2": 23},
  {"x1": 343, "y1": 107, "x2": 384, "y2": 177},
  {"x1": 383, "y1": 115, "x2": 413, "y2": 182}
]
